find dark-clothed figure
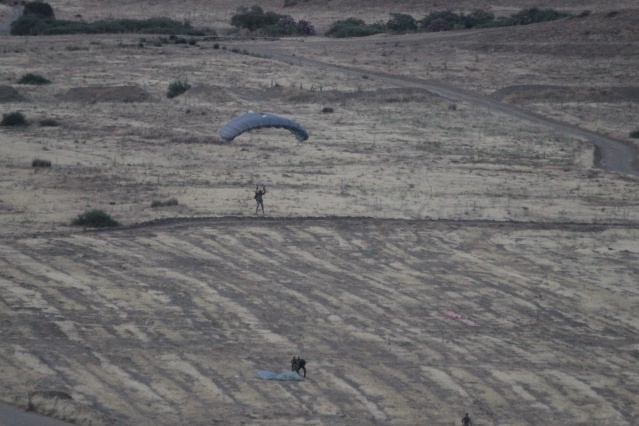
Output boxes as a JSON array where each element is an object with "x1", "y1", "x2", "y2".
[
  {"x1": 254, "y1": 185, "x2": 267, "y2": 214},
  {"x1": 462, "y1": 413, "x2": 472, "y2": 426},
  {"x1": 291, "y1": 356, "x2": 306, "y2": 378}
]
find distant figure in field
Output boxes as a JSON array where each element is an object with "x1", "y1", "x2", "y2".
[
  {"x1": 462, "y1": 413, "x2": 473, "y2": 426},
  {"x1": 291, "y1": 356, "x2": 306, "y2": 377},
  {"x1": 254, "y1": 185, "x2": 266, "y2": 214}
]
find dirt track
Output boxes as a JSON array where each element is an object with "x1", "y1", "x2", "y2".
[{"x1": 229, "y1": 43, "x2": 639, "y2": 177}]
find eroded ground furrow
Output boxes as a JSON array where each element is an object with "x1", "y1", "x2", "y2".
[{"x1": 0, "y1": 219, "x2": 638, "y2": 424}]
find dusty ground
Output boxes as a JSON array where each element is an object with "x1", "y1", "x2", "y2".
[{"x1": 1, "y1": 1, "x2": 639, "y2": 425}]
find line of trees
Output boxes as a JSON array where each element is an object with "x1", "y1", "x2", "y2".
[
  {"x1": 230, "y1": 5, "x2": 315, "y2": 36},
  {"x1": 326, "y1": 8, "x2": 571, "y2": 38},
  {"x1": 11, "y1": 1, "x2": 212, "y2": 35},
  {"x1": 10, "y1": 2, "x2": 569, "y2": 38}
]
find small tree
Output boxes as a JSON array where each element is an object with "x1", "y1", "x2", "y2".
[
  {"x1": 420, "y1": 10, "x2": 463, "y2": 31},
  {"x1": 463, "y1": 9, "x2": 495, "y2": 28},
  {"x1": 296, "y1": 19, "x2": 315, "y2": 35},
  {"x1": 510, "y1": 8, "x2": 569, "y2": 25},
  {"x1": 386, "y1": 13, "x2": 417, "y2": 33},
  {"x1": 23, "y1": 1, "x2": 55, "y2": 18},
  {"x1": 426, "y1": 18, "x2": 452, "y2": 32},
  {"x1": 230, "y1": 5, "x2": 286, "y2": 32},
  {"x1": 325, "y1": 18, "x2": 384, "y2": 38}
]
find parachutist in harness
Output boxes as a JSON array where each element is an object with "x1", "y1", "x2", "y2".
[
  {"x1": 254, "y1": 185, "x2": 266, "y2": 214},
  {"x1": 291, "y1": 356, "x2": 306, "y2": 378},
  {"x1": 461, "y1": 413, "x2": 472, "y2": 426}
]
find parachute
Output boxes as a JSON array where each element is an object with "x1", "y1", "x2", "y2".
[
  {"x1": 255, "y1": 370, "x2": 305, "y2": 381},
  {"x1": 219, "y1": 111, "x2": 309, "y2": 142}
]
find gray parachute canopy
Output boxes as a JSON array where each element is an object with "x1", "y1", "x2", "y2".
[{"x1": 219, "y1": 112, "x2": 309, "y2": 142}]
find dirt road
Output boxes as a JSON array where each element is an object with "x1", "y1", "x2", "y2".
[{"x1": 230, "y1": 43, "x2": 639, "y2": 177}]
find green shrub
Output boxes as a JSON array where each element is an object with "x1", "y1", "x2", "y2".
[
  {"x1": 39, "y1": 118, "x2": 60, "y2": 127},
  {"x1": 630, "y1": 129, "x2": 639, "y2": 138},
  {"x1": 11, "y1": 15, "x2": 209, "y2": 36},
  {"x1": 17, "y1": 73, "x2": 51, "y2": 85},
  {"x1": 386, "y1": 13, "x2": 417, "y2": 33},
  {"x1": 230, "y1": 5, "x2": 287, "y2": 31},
  {"x1": 425, "y1": 18, "x2": 452, "y2": 32},
  {"x1": 325, "y1": 18, "x2": 384, "y2": 38},
  {"x1": 420, "y1": 10, "x2": 464, "y2": 31},
  {"x1": 463, "y1": 9, "x2": 495, "y2": 28},
  {"x1": 167, "y1": 80, "x2": 191, "y2": 98},
  {"x1": 71, "y1": 209, "x2": 120, "y2": 228},
  {"x1": 1, "y1": 111, "x2": 28, "y2": 127},
  {"x1": 23, "y1": 1, "x2": 55, "y2": 18},
  {"x1": 151, "y1": 198, "x2": 179, "y2": 207},
  {"x1": 32, "y1": 158, "x2": 51, "y2": 168},
  {"x1": 509, "y1": 8, "x2": 569, "y2": 25}
]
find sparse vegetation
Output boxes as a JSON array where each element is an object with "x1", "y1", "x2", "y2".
[
  {"x1": 230, "y1": 5, "x2": 286, "y2": 32},
  {"x1": 1, "y1": 111, "x2": 28, "y2": 127},
  {"x1": 32, "y1": 158, "x2": 51, "y2": 168},
  {"x1": 167, "y1": 79, "x2": 191, "y2": 98},
  {"x1": 71, "y1": 209, "x2": 120, "y2": 228},
  {"x1": 386, "y1": 13, "x2": 417, "y2": 33},
  {"x1": 230, "y1": 6, "x2": 315, "y2": 36},
  {"x1": 17, "y1": 73, "x2": 51, "y2": 85},
  {"x1": 11, "y1": 15, "x2": 208, "y2": 36},
  {"x1": 151, "y1": 198, "x2": 179, "y2": 208},
  {"x1": 508, "y1": 8, "x2": 570, "y2": 25},
  {"x1": 23, "y1": 1, "x2": 55, "y2": 18},
  {"x1": 325, "y1": 18, "x2": 384, "y2": 38},
  {"x1": 327, "y1": 7, "x2": 570, "y2": 37},
  {"x1": 39, "y1": 118, "x2": 60, "y2": 127}
]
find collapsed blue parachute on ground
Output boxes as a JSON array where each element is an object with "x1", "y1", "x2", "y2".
[
  {"x1": 255, "y1": 370, "x2": 305, "y2": 381},
  {"x1": 219, "y1": 112, "x2": 309, "y2": 142}
]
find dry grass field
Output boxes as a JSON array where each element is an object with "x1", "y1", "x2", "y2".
[{"x1": 1, "y1": 1, "x2": 639, "y2": 425}]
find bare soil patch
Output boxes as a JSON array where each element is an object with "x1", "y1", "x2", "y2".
[
  {"x1": 0, "y1": 85, "x2": 27, "y2": 102},
  {"x1": 61, "y1": 86, "x2": 155, "y2": 103}
]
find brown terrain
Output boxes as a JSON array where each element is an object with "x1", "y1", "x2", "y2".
[{"x1": 1, "y1": 0, "x2": 638, "y2": 425}]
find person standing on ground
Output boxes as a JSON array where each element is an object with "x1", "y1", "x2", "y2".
[
  {"x1": 462, "y1": 413, "x2": 472, "y2": 426},
  {"x1": 291, "y1": 356, "x2": 306, "y2": 377},
  {"x1": 254, "y1": 185, "x2": 266, "y2": 214}
]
